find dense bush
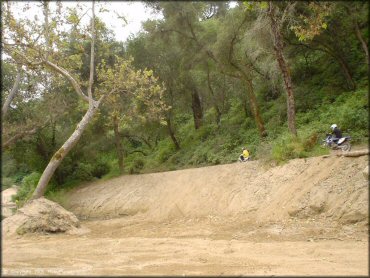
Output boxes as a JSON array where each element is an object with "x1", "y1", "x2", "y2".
[
  {"x1": 91, "y1": 161, "x2": 110, "y2": 178},
  {"x1": 12, "y1": 172, "x2": 42, "y2": 205},
  {"x1": 129, "y1": 158, "x2": 145, "y2": 174},
  {"x1": 2, "y1": 177, "x2": 14, "y2": 190},
  {"x1": 71, "y1": 162, "x2": 94, "y2": 181}
]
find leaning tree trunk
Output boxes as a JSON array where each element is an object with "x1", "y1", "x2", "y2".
[
  {"x1": 241, "y1": 74, "x2": 267, "y2": 138},
  {"x1": 268, "y1": 2, "x2": 297, "y2": 136},
  {"x1": 354, "y1": 20, "x2": 369, "y2": 66},
  {"x1": 113, "y1": 115, "x2": 124, "y2": 174},
  {"x1": 191, "y1": 88, "x2": 203, "y2": 130},
  {"x1": 32, "y1": 106, "x2": 99, "y2": 199},
  {"x1": 206, "y1": 64, "x2": 222, "y2": 127},
  {"x1": 2, "y1": 63, "x2": 22, "y2": 118},
  {"x1": 166, "y1": 114, "x2": 180, "y2": 150},
  {"x1": 337, "y1": 55, "x2": 356, "y2": 91}
]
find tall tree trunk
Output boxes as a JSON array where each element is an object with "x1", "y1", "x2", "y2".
[
  {"x1": 166, "y1": 87, "x2": 180, "y2": 149},
  {"x1": 227, "y1": 25, "x2": 267, "y2": 138},
  {"x1": 2, "y1": 63, "x2": 22, "y2": 118},
  {"x1": 51, "y1": 120, "x2": 56, "y2": 148},
  {"x1": 268, "y1": 2, "x2": 297, "y2": 136},
  {"x1": 191, "y1": 88, "x2": 203, "y2": 129},
  {"x1": 345, "y1": 5, "x2": 369, "y2": 66},
  {"x1": 243, "y1": 77, "x2": 267, "y2": 137},
  {"x1": 337, "y1": 55, "x2": 356, "y2": 90},
  {"x1": 31, "y1": 0, "x2": 100, "y2": 199},
  {"x1": 319, "y1": 24, "x2": 356, "y2": 90},
  {"x1": 166, "y1": 115, "x2": 180, "y2": 150},
  {"x1": 354, "y1": 20, "x2": 369, "y2": 66},
  {"x1": 113, "y1": 115, "x2": 124, "y2": 174},
  {"x1": 206, "y1": 64, "x2": 222, "y2": 127},
  {"x1": 32, "y1": 106, "x2": 99, "y2": 199},
  {"x1": 242, "y1": 98, "x2": 249, "y2": 118}
]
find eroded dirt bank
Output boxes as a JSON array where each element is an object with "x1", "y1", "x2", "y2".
[
  {"x1": 2, "y1": 153, "x2": 368, "y2": 276},
  {"x1": 65, "y1": 155, "x2": 368, "y2": 224}
]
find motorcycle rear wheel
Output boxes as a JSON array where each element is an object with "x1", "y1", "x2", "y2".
[{"x1": 340, "y1": 142, "x2": 351, "y2": 152}]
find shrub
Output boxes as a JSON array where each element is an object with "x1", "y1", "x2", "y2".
[
  {"x1": 91, "y1": 161, "x2": 110, "y2": 178},
  {"x1": 271, "y1": 135, "x2": 306, "y2": 163},
  {"x1": 156, "y1": 140, "x2": 176, "y2": 163},
  {"x1": 71, "y1": 162, "x2": 94, "y2": 181},
  {"x1": 302, "y1": 132, "x2": 319, "y2": 151},
  {"x1": 46, "y1": 189, "x2": 68, "y2": 208},
  {"x1": 129, "y1": 158, "x2": 145, "y2": 174},
  {"x1": 12, "y1": 172, "x2": 41, "y2": 205},
  {"x1": 2, "y1": 177, "x2": 14, "y2": 190},
  {"x1": 207, "y1": 153, "x2": 221, "y2": 165},
  {"x1": 194, "y1": 125, "x2": 214, "y2": 142},
  {"x1": 2, "y1": 154, "x2": 17, "y2": 177}
]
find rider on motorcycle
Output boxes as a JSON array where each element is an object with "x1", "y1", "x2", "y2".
[
  {"x1": 239, "y1": 147, "x2": 250, "y2": 162},
  {"x1": 330, "y1": 124, "x2": 342, "y2": 144}
]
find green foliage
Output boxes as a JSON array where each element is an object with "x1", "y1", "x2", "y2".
[
  {"x1": 91, "y1": 161, "x2": 110, "y2": 178},
  {"x1": 46, "y1": 189, "x2": 68, "y2": 208},
  {"x1": 264, "y1": 89, "x2": 367, "y2": 164},
  {"x1": 270, "y1": 133, "x2": 327, "y2": 164},
  {"x1": 12, "y1": 172, "x2": 41, "y2": 205},
  {"x1": 155, "y1": 139, "x2": 177, "y2": 163},
  {"x1": 71, "y1": 162, "x2": 94, "y2": 181},
  {"x1": 2, "y1": 154, "x2": 18, "y2": 177},
  {"x1": 128, "y1": 158, "x2": 145, "y2": 174},
  {"x1": 2, "y1": 177, "x2": 15, "y2": 190}
]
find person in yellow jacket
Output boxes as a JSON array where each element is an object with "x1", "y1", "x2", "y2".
[{"x1": 239, "y1": 147, "x2": 250, "y2": 162}]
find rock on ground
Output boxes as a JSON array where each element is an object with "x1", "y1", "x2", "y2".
[{"x1": 2, "y1": 197, "x2": 80, "y2": 236}]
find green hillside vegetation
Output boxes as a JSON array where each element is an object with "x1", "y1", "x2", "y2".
[{"x1": 2, "y1": 1, "x2": 368, "y2": 205}]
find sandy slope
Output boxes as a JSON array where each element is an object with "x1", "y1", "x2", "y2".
[
  {"x1": 2, "y1": 153, "x2": 368, "y2": 275},
  {"x1": 66, "y1": 154, "x2": 368, "y2": 224}
]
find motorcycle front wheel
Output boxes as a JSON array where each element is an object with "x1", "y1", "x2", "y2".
[{"x1": 340, "y1": 142, "x2": 351, "y2": 152}]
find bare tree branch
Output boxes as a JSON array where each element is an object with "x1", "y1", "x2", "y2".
[
  {"x1": 44, "y1": 60, "x2": 90, "y2": 102},
  {"x1": 87, "y1": 0, "x2": 95, "y2": 106},
  {"x1": 3, "y1": 44, "x2": 44, "y2": 66},
  {"x1": 43, "y1": 0, "x2": 51, "y2": 60},
  {"x1": 3, "y1": 119, "x2": 50, "y2": 149},
  {"x1": 2, "y1": 63, "x2": 22, "y2": 118}
]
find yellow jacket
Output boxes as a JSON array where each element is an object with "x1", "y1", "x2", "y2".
[{"x1": 243, "y1": 149, "x2": 249, "y2": 158}]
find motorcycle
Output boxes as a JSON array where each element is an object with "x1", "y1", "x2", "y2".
[
  {"x1": 238, "y1": 154, "x2": 250, "y2": 162},
  {"x1": 322, "y1": 134, "x2": 351, "y2": 152}
]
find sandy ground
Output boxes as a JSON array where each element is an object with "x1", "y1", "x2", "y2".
[
  {"x1": 2, "y1": 217, "x2": 368, "y2": 276},
  {"x1": 2, "y1": 151, "x2": 368, "y2": 276}
]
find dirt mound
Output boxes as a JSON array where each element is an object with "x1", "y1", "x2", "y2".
[
  {"x1": 65, "y1": 154, "x2": 368, "y2": 225},
  {"x1": 2, "y1": 197, "x2": 81, "y2": 236}
]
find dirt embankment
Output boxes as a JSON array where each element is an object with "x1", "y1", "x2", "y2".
[
  {"x1": 2, "y1": 153, "x2": 368, "y2": 276},
  {"x1": 65, "y1": 154, "x2": 368, "y2": 225}
]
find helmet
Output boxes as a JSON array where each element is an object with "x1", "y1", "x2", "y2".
[{"x1": 330, "y1": 124, "x2": 337, "y2": 130}]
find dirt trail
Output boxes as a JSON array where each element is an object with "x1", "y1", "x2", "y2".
[
  {"x1": 2, "y1": 153, "x2": 368, "y2": 276},
  {"x1": 2, "y1": 187, "x2": 17, "y2": 218}
]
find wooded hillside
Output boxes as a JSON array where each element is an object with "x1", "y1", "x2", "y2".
[{"x1": 2, "y1": 1, "x2": 368, "y2": 204}]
